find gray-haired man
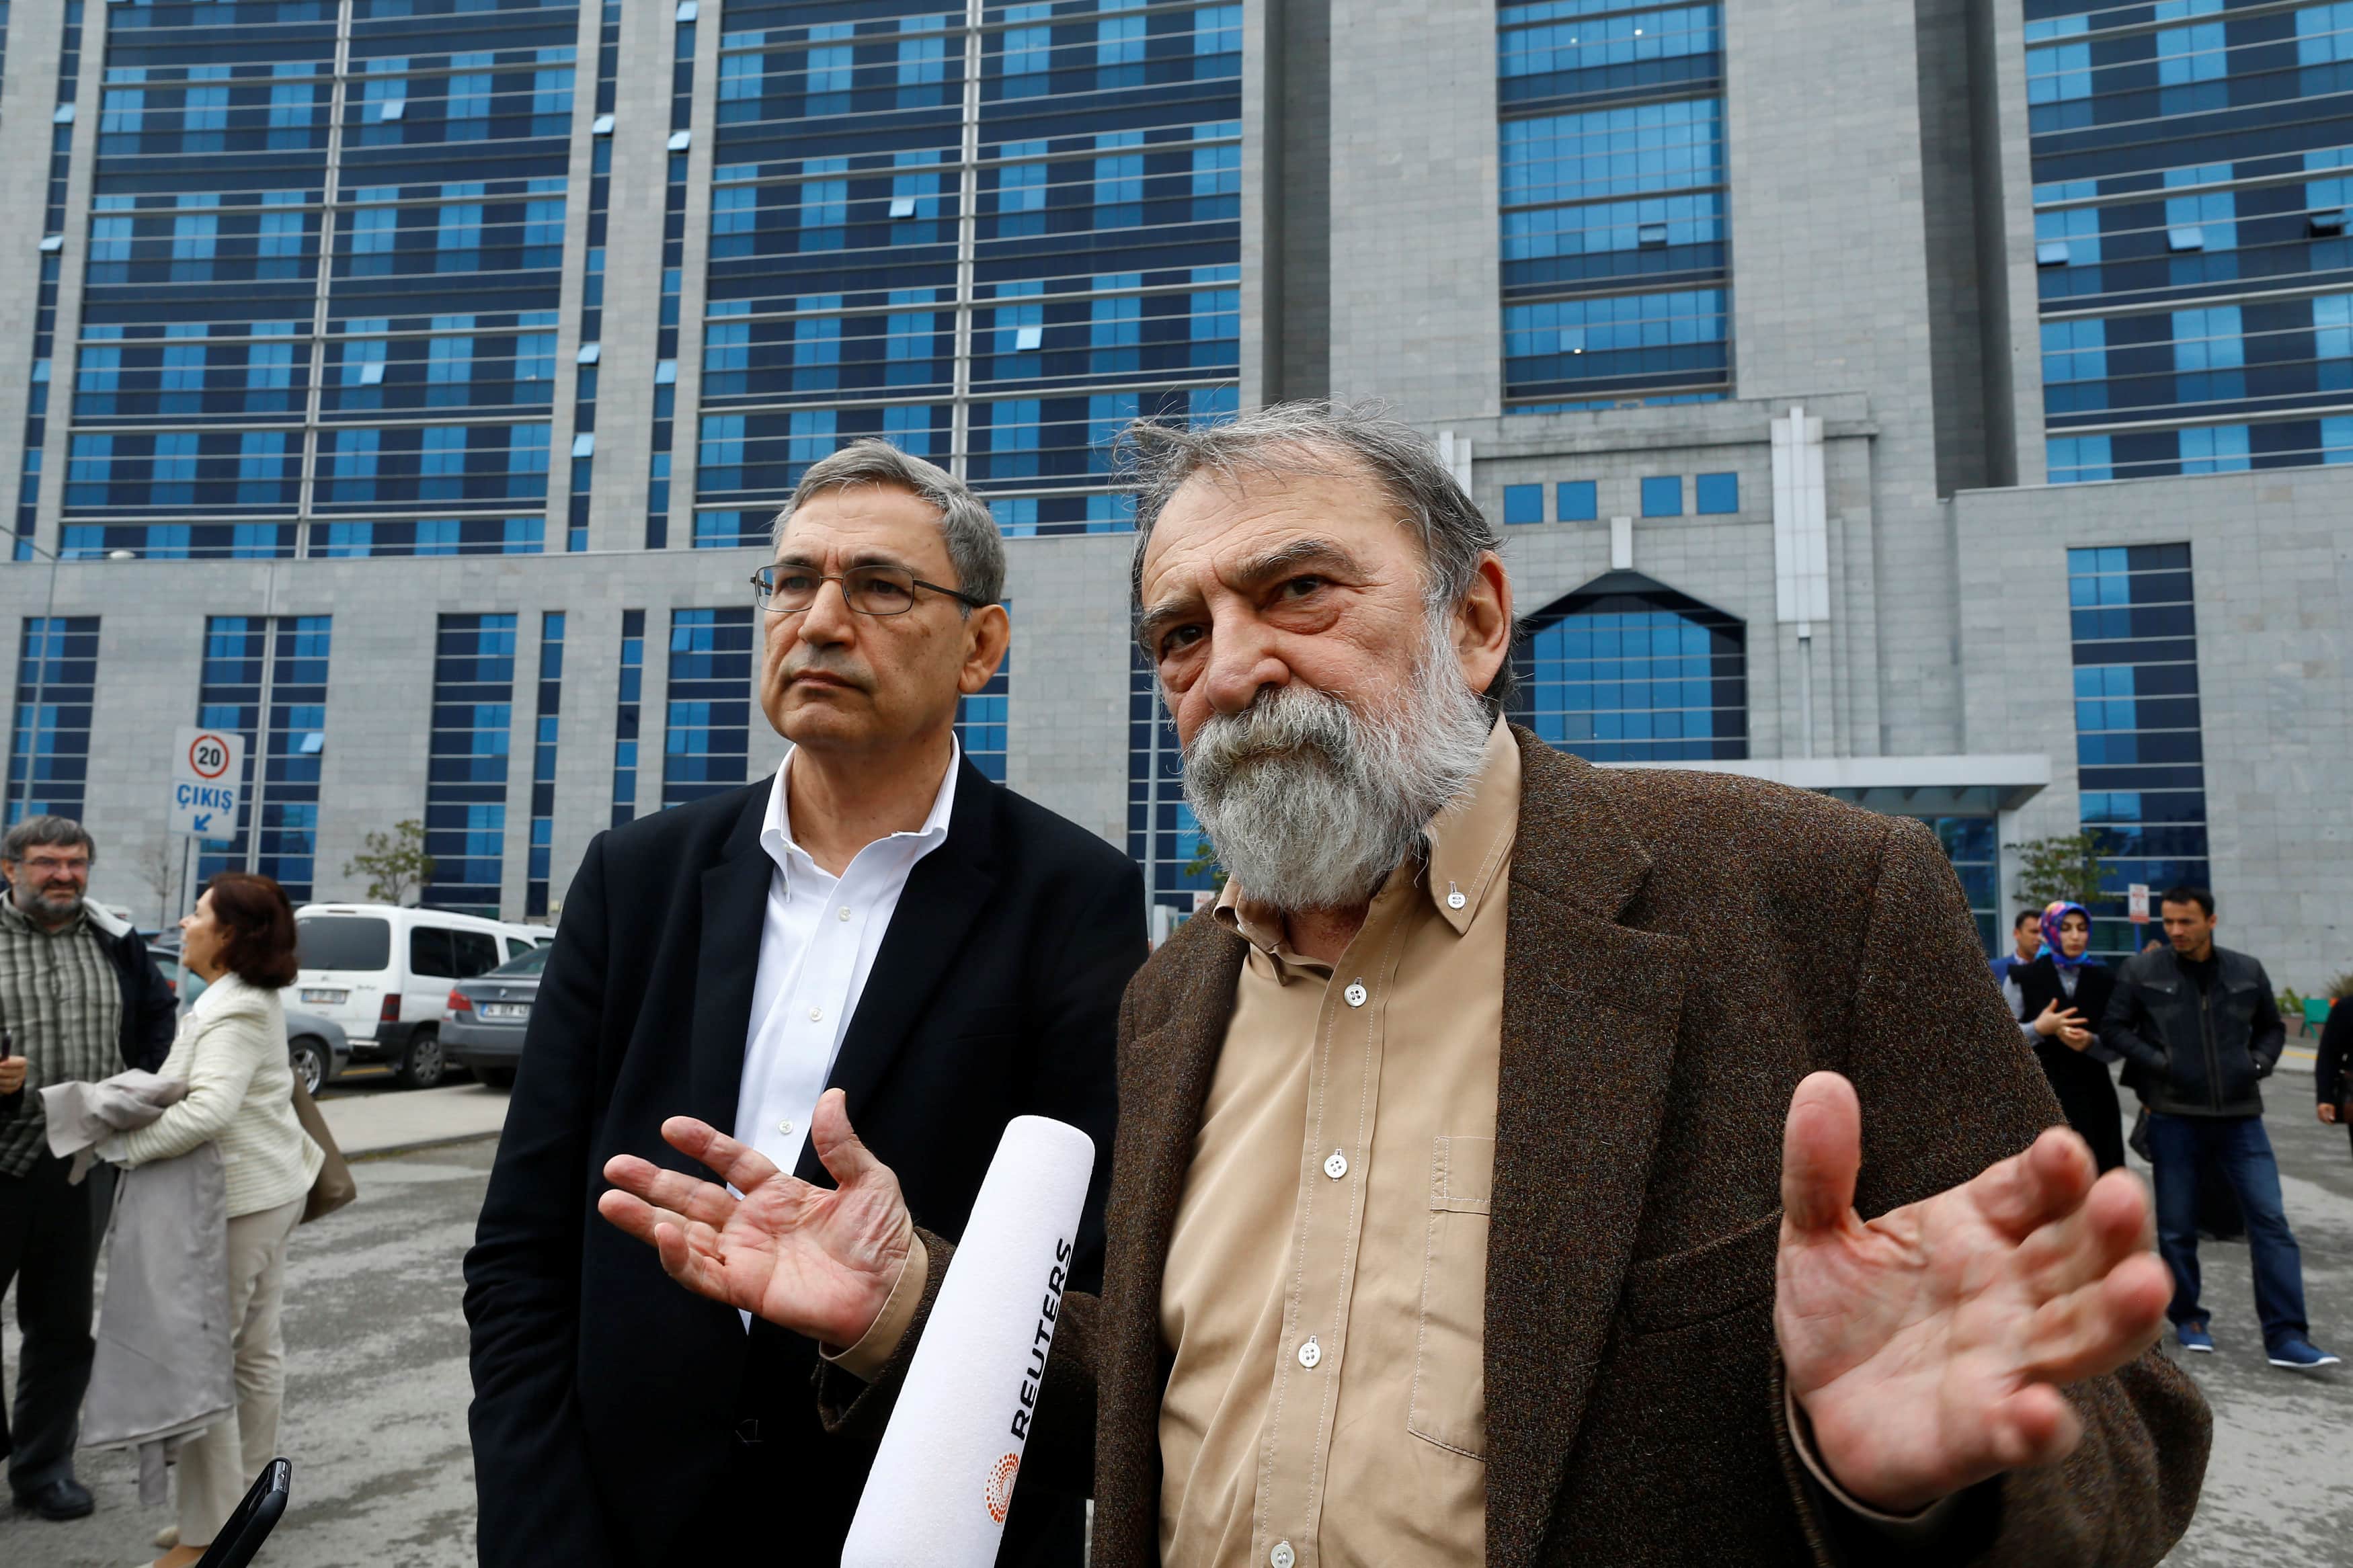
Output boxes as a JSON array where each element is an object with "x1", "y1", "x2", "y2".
[
  {"x1": 0, "y1": 816, "x2": 177, "y2": 1521},
  {"x1": 467, "y1": 441, "x2": 1144, "y2": 1566}
]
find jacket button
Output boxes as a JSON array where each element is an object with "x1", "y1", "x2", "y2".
[
  {"x1": 1297, "y1": 1335, "x2": 1320, "y2": 1369},
  {"x1": 1270, "y1": 1542, "x2": 1295, "y2": 1568},
  {"x1": 1323, "y1": 1149, "x2": 1348, "y2": 1180},
  {"x1": 1343, "y1": 981, "x2": 1367, "y2": 1008}
]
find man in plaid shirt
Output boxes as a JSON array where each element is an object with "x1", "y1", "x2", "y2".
[{"x1": 0, "y1": 817, "x2": 175, "y2": 1522}]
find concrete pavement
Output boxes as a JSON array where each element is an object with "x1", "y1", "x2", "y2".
[
  {"x1": 3, "y1": 1068, "x2": 2350, "y2": 1567},
  {"x1": 313, "y1": 1080, "x2": 510, "y2": 1159}
]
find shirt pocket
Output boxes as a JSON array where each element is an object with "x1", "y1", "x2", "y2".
[{"x1": 1407, "y1": 1133, "x2": 1493, "y2": 1461}]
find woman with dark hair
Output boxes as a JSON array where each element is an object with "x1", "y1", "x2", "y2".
[
  {"x1": 2014, "y1": 901, "x2": 2126, "y2": 1173},
  {"x1": 102, "y1": 872, "x2": 320, "y2": 1568}
]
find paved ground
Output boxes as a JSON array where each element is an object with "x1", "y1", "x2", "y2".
[
  {"x1": 3, "y1": 1063, "x2": 2350, "y2": 1567},
  {"x1": 313, "y1": 1079, "x2": 509, "y2": 1159}
]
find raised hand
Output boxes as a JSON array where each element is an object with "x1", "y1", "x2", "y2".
[
  {"x1": 1775, "y1": 1072, "x2": 2170, "y2": 1516},
  {"x1": 598, "y1": 1087, "x2": 912, "y2": 1347}
]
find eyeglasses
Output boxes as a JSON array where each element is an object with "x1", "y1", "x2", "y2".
[{"x1": 750, "y1": 563, "x2": 987, "y2": 618}]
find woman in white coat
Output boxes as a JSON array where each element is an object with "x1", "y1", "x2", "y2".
[{"x1": 104, "y1": 872, "x2": 321, "y2": 1567}]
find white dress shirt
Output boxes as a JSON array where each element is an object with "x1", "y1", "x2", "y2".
[{"x1": 731, "y1": 738, "x2": 960, "y2": 1189}]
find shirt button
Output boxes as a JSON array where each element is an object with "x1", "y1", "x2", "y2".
[
  {"x1": 1322, "y1": 1149, "x2": 1348, "y2": 1180},
  {"x1": 1270, "y1": 1544, "x2": 1296, "y2": 1568},
  {"x1": 1297, "y1": 1335, "x2": 1320, "y2": 1370},
  {"x1": 1343, "y1": 981, "x2": 1367, "y2": 1008},
  {"x1": 778, "y1": 1120, "x2": 795, "y2": 1138},
  {"x1": 838, "y1": 907, "x2": 851, "y2": 921},
  {"x1": 1447, "y1": 889, "x2": 1467, "y2": 910},
  {"x1": 807, "y1": 1006, "x2": 823, "y2": 1022}
]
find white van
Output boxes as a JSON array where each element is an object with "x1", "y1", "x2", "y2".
[{"x1": 292, "y1": 903, "x2": 547, "y2": 1089}]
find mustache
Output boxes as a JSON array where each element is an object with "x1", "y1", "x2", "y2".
[
  {"x1": 779, "y1": 653, "x2": 873, "y2": 691},
  {"x1": 1185, "y1": 684, "x2": 1356, "y2": 787}
]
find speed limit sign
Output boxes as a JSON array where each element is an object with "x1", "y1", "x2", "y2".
[
  {"x1": 184, "y1": 731, "x2": 235, "y2": 782},
  {"x1": 169, "y1": 726, "x2": 245, "y2": 840}
]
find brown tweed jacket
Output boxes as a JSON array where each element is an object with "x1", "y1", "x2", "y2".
[{"x1": 822, "y1": 730, "x2": 2210, "y2": 1566}]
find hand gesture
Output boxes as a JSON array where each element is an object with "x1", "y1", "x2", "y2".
[
  {"x1": 2031, "y1": 1001, "x2": 2083, "y2": 1040},
  {"x1": 598, "y1": 1088, "x2": 913, "y2": 1347},
  {"x1": 0, "y1": 1055, "x2": 24, "y2": 1096},
  {"x1": 1775, "y1": 1073, "x2": 2169, "y2": 1516}
]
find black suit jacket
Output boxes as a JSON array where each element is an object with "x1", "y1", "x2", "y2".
[{"x1": 463, "y1": 757, "x2": 1145, "y2": 1567}]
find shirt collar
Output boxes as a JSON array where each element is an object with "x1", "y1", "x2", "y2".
[
  {"x1": 1213, "y1": 716, "x2": 1521, "y2": 954},
  {"x1": 760, "y1": 735, "x2": 961, "y2": 887}
]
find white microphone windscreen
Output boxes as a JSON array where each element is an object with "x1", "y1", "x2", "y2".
[{"x1": 841, "y1": 1115, "x2": 1096, "y2": 1568}]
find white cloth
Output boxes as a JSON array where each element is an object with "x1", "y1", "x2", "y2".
[
  {"x1": 40, "y1": 1069, "x2": 189, "y2": 1183},
  {"x1": 731, "y1": 739, "x2": 959, "y2": 1190}
]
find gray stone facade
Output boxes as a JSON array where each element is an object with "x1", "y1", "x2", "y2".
[{"x1": 0, "y1": 0, "x2": 2345, "y2": 983}]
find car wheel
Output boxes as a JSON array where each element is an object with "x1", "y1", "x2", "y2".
[
  {"x1": 479, "y1": 1067, "x2": 517, "y2": 1089},
  {"x1": 394, "y1": 1028, "x2": 446, "y2": 1090},
  {"x1": 288, "y1": 1036, "x2": 329, "y2": 1098}
]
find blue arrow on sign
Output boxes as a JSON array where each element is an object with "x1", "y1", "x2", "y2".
[{"x1": 192, "y1": 813, "x2": 212, "y2": 833}]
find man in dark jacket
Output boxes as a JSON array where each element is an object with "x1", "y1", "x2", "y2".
[
  {"x1": 2319, "y1": 989, "x2": 2351, "y2": 1159},
  {"x1": 2102, "y1": 886, "x2": 2338, "y2": 1370},
  {"x1": 465, "y1": 442, "x2": 1144, "y2": 1567},
  {"x1": 0, "y1": 816, "x2": 177, "y2": 1521}
]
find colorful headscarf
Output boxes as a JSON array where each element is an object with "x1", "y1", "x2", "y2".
[{"x1": 2038, "y1": 901, "x2": 2093, "y2": 971}]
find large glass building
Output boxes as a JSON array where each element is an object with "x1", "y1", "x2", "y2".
[{"x1": 0, "y1": 0, "x2": 2344, "y2": 977}]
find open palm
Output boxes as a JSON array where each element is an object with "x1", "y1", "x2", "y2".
[
  {"x1": 1775, "y1": 1073, "x2": 2171, "y2": 1515},
  {"x1": 598, "y1": 1088, "x2": 912, "y2": 1348}
]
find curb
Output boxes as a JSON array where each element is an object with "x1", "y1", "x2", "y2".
[{"x1": 346, "y1": 1128, "x2": 505, "y2": 1163}]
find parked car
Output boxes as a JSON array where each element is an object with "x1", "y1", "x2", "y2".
[
  {"x1": 291, "y1": 904, "x2": 546, "y2": 1089},
  {"x1": 148, "y1": 944, "x2": 349, "y2": 1094},
  {"x1": 443, "y1": 945, "x2": 549, "y2": 1089}
]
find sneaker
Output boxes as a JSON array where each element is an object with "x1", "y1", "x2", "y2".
[
  {"x1": 2176, "y1": 1323, "x2": 2215, "y2": 1354},
  {"x1": 2267, "y1": 1339, "x2": 2342, "y2": 1371}
]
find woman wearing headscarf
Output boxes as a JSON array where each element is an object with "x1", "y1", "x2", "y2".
[{"x1": 2014, "y1": 900, "x2": 2126, "y2": 1171}]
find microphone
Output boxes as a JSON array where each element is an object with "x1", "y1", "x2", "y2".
[{"x1": 840, "y1": 1116, "x2": 1096, "y2": 1568}]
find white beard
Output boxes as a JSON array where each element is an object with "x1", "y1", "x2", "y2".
[{"x1": 1180, "y1": 607, "x2": 1494, "y2": 913}]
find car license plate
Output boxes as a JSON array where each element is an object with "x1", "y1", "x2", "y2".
[
  {"x1": 301, "y1": 989, "x2": 348, "y2": 1005},
  {"x1": 479, "y1": 1002, "x2": 531, "y2": 1021}
]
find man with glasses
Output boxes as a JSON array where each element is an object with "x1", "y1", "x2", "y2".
[
  {"x1": 0, "y1": 816, "x2": 176, "y2": 1522},
  {"x1": 467, "y1": 440, "x2": 1144, "y2": 1567}
]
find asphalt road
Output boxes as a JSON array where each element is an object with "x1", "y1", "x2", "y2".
[{"x1": 3, "y1": 1068, "x2": 2350, "y2": 1567}]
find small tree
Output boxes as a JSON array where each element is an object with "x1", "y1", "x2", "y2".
[
  {"x1": 344, "y1": 820, "x2": 435, "y2": 907},
  {"x1": 1182, "y1": 835, "x2": 1228, "y2": 891},
  {"x1": 2014, "y1": 830, "x2": 2106, "y2": 911},
  {"x1": 133, "y1": 834, "x2": 181, "y2": 927}
]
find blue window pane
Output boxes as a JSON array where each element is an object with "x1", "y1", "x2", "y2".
[
  {"x1": 1505, "y1": 581, "x2": 1746, "y2": 764},
  {"x1": 1556, "y1": 480, "x2": 1598, "y2": 521},
  {"x1": 192, "y1": 616, "x2": 332, "y2": 899},
  {"x1": 1503, "y1": 484, "x2": 1544, "y2": 525},
  {"x1": 1640, "y1": 476, "x2": 1683, "y2": 517},
  {"x1": 1694, "y1": 472, "x2": 1737, "y2": 513},
  {"x1": 2064, "y1": 546, "x2": 2208, "y2": 962}
]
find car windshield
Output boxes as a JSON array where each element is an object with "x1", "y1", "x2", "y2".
[
  {"x1": 488, "y1": 946, "x2": 550, "y2": 977},
  {"x1": 296, "y1": 916, "x2": 393, "y2": 972}
]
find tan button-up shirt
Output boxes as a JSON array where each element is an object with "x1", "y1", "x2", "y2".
[{"x1": 1156, "y1": 720, "x2": 1521, "y2": 1568}]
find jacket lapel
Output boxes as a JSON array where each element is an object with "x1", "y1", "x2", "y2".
[
  {"x1": 1094, "y1": 916, "x2": 1246, "y2": 1564},
  {"x1": 685, "y1": 783, "x2": 778, "y2": 1135},
  {"x1": 1484, "y1": 731, "x2": 1689, "y2": 1568},
  {"x1": 797, "y1": 760, "x2": 1002, "y2": 1184}
]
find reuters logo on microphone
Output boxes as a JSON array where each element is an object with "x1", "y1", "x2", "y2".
[{"x1": 985, "y1": 1453, "x2": 1020, "y2": 1523}]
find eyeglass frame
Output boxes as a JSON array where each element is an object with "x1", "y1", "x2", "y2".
[{"x1": 748, "y1": 562, "x2": 991, "y2": 617}]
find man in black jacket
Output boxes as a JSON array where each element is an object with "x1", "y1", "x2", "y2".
[
  {"x1": 0, "y1": 817, "x2": 176, "y2": 1522},
  {"x1": 2102, "y1": 885, "x2": 2338, "y2": 1370},
  {"x1": 464, "y1": 441, "x2": 1145, "y2": 1567}
]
